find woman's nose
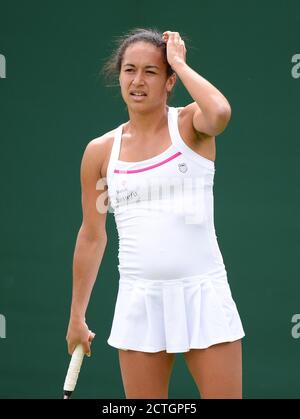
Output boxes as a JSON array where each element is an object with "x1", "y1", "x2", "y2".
[{"x1": 132, "y1": 73, "x2": 144, "y2": 85}]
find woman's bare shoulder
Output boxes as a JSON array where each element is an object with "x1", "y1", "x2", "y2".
[
  {"x1": 89, "y1": 128, "x2": 116, "y2": 148},
  {"x1": 83, "y1": 128, "x2": 118, "y2": 178}
]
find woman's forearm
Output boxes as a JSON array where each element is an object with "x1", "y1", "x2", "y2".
[
  {"x1": 70, "y1": 227, "x2": 107, "y2": 321},
  {"x1": 172, "y1": 61, "x2": 231, "y2": 124}
]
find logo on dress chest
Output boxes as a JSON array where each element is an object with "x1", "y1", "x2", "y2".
[
  {"x1": 178, "y1": 162, "x2": 188, "y2": 173},
  {"x1": 115, "y1": 188, "x2": 140, "y2": 204}
]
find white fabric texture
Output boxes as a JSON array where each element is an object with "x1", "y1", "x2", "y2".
[{"x1": 106, "y1": 106, "x2": 245, "y2": 353}]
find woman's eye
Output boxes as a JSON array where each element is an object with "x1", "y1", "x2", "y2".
[{"x1": 124, "y1": 69, "x2": 156, "y2": 74}]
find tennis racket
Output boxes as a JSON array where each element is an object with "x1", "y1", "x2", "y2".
[{"x1": 63, "y1": 343, "x2": 85, "y2": 399}]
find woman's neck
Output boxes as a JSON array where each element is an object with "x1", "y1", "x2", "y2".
[{"x1": 125, "y1": 104, "x2": 169, "y2": 137}]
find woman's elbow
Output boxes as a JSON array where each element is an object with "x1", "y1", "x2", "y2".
[{"x1": 214, "y1": 104, "x2": 232, "y2": 135}]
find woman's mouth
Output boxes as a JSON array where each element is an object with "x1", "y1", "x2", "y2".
[
  {"x1": 130, "y1": 91, "x2": 147, "y2": 96},
  {"x1": 130, "y1": 92, "x2": 147, "y2": 100}
]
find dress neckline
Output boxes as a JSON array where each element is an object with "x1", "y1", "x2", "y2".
[{"x1": 117, "y1": 107, "x2": 174, "y2": 164}]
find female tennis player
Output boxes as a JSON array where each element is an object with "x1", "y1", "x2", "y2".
[{"x1": 66, "y1": 28, "x2": 245, "y2": 399}]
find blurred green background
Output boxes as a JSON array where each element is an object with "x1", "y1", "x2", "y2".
[{"x1": 0, "y1": 0, "x2": 300, "y2": 398}]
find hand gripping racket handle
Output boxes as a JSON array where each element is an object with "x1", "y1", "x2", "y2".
[{"x1": 63, "y1": 344, "x2": 85, "y2": 399}]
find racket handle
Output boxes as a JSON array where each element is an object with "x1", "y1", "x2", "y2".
[{"x1": 63, "y1": 344, "x2": 85, "y2": 398}]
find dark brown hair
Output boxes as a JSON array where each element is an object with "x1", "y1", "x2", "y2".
[{"x1": 100, "y1": 27, "x2": 179, "y2": 101}]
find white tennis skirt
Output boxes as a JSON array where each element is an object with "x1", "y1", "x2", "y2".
[{"x1": 107, "y1": 267, "x2": 245, "y2": 353}]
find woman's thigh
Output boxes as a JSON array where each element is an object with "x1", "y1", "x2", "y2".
[
  {"x1": 183, "y1": 339, "x2": 243, "y2": 399},
  {"x1": 118, "y1": 349, "x2": 176, "y2": 399}
]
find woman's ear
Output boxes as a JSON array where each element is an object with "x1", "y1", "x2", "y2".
[{"x1": 167, "y1": 73, "x2": 177, "y2": 92}]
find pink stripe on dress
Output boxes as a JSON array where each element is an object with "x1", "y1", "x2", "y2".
[{"x1": 114, "y1": 151, "x2": 182, "y2": 174}]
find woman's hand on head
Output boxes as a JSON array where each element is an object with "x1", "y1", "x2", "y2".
[{"x1": 162, "y1": 31, "x2": 186, "y2": 69}]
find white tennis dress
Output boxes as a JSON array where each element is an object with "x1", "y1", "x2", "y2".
[{"x1": 106, "y1": 106, "x2": 245, "y2": 353}]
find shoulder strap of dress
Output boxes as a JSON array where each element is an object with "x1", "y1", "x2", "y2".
[
  {"x1": 168, "y1": 106, "x2": 183, "y2": 149},
  {"x1": 106, "y1": 123, "x2": 123, "y2": 183},
  {"x1": 168, "y1": 106, "x2": 215, "y2": 170}
]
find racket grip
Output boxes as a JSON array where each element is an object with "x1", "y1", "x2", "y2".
[{"x1": 63, "y1": 344, "x2": 85, "y2": 396}]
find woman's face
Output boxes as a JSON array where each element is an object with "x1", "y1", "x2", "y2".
[{"x1": 119, "y1": 41, "x2": 175, "y2": 111}]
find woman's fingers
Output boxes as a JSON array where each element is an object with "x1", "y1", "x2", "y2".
[
  {"x1": 68, "y1": 343, "x2": 76, "y2": 356},
  {"x1": 85, "y1": 330, "x2": 96, "y2": 356},
  {"x1": 163, "y1": 31, "x2": 184, "y2": 47},
  {"x1": 83, "y1": 341, "x2": 91, "y2": 356}
]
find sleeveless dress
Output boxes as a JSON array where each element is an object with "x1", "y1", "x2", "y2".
[{"x1": 105, "y1": 106, "x2": 245, "y2": 353}]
